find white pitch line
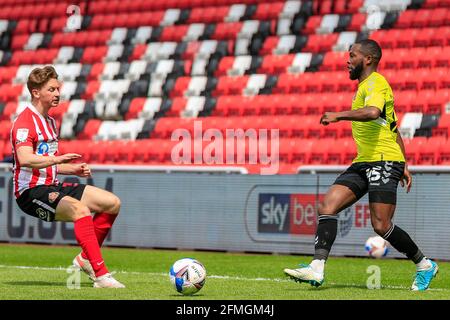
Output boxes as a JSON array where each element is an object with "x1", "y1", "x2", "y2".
[{"x1": 0, "y1": 264, "x2": 447, "y2": 292}]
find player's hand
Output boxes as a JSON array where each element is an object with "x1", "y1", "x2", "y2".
[
  {"x1": 320, "y1": 112, "x2": 339, "y2": 125},
  {"x1": 400, "y1": 165, "x2": 412, "y2": 193},
  {"x1": 74, "y1": 163, "x2": 92, "y2": 177},
  {"x1": 55, "y1": 153, "x2": 82, "y2": 164}
]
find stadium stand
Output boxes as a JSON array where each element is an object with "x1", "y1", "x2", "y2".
[{"x1": 0, "y1": 0, "x2": 449, "y2": 173}]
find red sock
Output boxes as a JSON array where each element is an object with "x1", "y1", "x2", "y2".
[
  {"x1": 74, "y1": 216, "x2": 109, "y2": 277},
  {"x1": 81, "y1": 213, "x2": 117, "y2": 260}
]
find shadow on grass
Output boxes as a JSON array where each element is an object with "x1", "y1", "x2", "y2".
[
  {"x1": 285, "y1": 283, "x2": 407, "y2": 291},
  {"x1": 3, "y1": 281, "x2": 92, "y2": 288},
  {"x1": 168, "y1": 294, "x2": 206, "y2": 298}
]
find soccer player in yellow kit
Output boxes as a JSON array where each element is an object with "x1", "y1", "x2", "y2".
[{"x1": 284, "y1": 39, "x2": 438, "y2": 291}]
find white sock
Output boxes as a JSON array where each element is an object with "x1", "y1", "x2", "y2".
[
  {"x1": 416, "y1": 257, "x2": 432, "y2": 271},
  {"x1": 309, "y1": 259, "x2": 325, "y2": 274}
]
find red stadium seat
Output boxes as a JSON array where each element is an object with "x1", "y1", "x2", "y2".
[
  {"x1": 259, "y1": 54, "x2": 295, "y2": 74},
  {"x1": 216, "y1": 56, "x2": 235, "y2": 76},
  {"x1": 291, "y1": 139, "x2": 314, "y2": 164},
  {"x1": 438, "y1": 140, "x2": 450, "y2": 164},
  {"x1": 418, "y1": 136, "x2": 445, "y2": 164},
  {"x1": 260, "y1": 36, "x2": 279, "y2": 56},
  {"x1": 303, "y1": 16, "x2": 322, "y2": 34},
  {"x1": 78, "y1": 119, "x2": 102, "y2": 140},
  {"x1": 160, "y1": 25, "x2": 189, "y2": 42},
  {"x1": 254, "y1": 2, "x2": 284, "y2": 20},
  {"x1": 348, "y1": 13, "x2": 366, "y2": 32},
  {"x1": 125, "y1": 98, "x2": 146, "y2": 120},
  {"x1": 212, "y1": 22, "x2": 243, "y2": 40}
]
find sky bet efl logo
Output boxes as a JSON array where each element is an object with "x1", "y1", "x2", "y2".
[{"x1": 258, "y1": 193, "x2": 321, "y2": 235}]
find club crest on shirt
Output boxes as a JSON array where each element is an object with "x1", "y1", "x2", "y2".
[
  {"x1": 16, "y1": 128, "x2": 29, "y2": 142},
  {"x1": 36, "y1": 208, "x2": 49, "y2": 221},
  {"x1": 48, "y1": 192, "x2": 60, "y2": 204}
]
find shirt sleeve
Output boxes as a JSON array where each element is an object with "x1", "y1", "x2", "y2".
[
  {"x1": 11, "y1": 119, "x2": 37, "y2": 149},
  {"x1": 364, "y1": 78, "x2": 387, "y2": 111}
]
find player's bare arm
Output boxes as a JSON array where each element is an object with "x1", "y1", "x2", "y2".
[
  {"x1": 320, "y1": 106, "x2": 380, "y2": 125},
  {"x1": 16, "y1": 145, "x2": 81, "y2": 169},
  {"x1": 396, "y1": 131, "x2": 412, "y2": 193},
  {"x1": 58, "y1": 163, "x2": 92, "y2": 177}
]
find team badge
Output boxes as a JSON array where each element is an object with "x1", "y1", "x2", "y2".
[
  {"x1": 48, "y1": 192, "x2": 60, "y2": 204},
  {"x1": 36, "y1": 208, "x2": 49, "y2": 221},
  {"x1": 16, "y1": 128, "x2": 29, "y2": 143}
]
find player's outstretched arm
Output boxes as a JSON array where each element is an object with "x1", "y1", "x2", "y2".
[
  {"x1": 58, "y1": 163, "x2": 92, "y2": 177},
  {"x1": 16, "y1": 146, "x2": 81, "y2": 169},
  {"x1": 320, "y1": 106, "x2": 381, "y2": 125}
]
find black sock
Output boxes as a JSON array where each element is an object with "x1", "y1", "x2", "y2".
[
  {"x1": 313, "y1": 215, "x2": 338, "y2": 261},
  {"x1": 382, "y1": 224, "x2": 424, "y2": 263}
]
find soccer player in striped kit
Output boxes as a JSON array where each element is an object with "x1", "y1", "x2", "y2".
[{"x1": 10, "y1": 66, "x2": 125, "y2": 288}]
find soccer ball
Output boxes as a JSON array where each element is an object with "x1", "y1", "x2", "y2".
[
  {"x1": 365, "y1": 236, "x2": 389, "y2": 258},
  {"x1": 169, "y1": 258, "x2": 206, "y2": 295}
]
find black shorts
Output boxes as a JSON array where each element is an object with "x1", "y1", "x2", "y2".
[
  {"x1": 16, "y1": 182, "x2": 87, "y2": 222},
  {"x1": 333, "y1": 161, "x2": 405, "y2": 205}
]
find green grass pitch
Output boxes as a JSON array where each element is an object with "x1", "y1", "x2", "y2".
[{"x1": 0, "y1": 243, "x2": 448, "y2": 300}]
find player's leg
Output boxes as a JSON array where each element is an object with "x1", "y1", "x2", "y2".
[
  {"x1": 79, "y1": 185, "x2": 121, "y2": 247},
  {"x1": 368, "y1": 161, "x2": 438, "y2": 291},
  {"x1": 284, "y1": 164, "x2": 367, "y2": 286},
  {"x1": 62, "y1": 184, "x2": 121, "y2": 269},
  {"x1": 80, "y1": 185, "x2": 121, "y2": 215},
  {"x1": 55, "y1": 196, "x2": 125, "y2": 288}
]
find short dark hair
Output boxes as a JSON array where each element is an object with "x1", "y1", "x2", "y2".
[
  {"x1": 27, "y1": 66, "x2": 59, "y2": 96},
  {"x1": 353, "y1": 39, "x2": 382, "y2": 65}
]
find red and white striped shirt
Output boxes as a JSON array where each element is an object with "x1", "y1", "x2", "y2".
[{"x1": 10, "y1": 105, "x2": 59, "y2": 198}]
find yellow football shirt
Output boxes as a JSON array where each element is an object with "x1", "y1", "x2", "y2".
[{"x1": 351, "y1": 72, "x2": 405, "y2": 163}]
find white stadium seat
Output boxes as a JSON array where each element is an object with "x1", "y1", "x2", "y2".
[
  {"x1": 399, "y1": 113, "x2": 424, "y2": 139},
  {"x1": 281, "y1": 1, "x2": 301, "y2": 19},
  {"x1": 197, "y1": 40, "x2": 217, "y2": 59},
  {"x1": 182, "y1": 96, "x2": 206, "y2": 118},
  {"x1": 54, "y1": 46, "x2": 74, "y2": 64},
  {"x1": 101, "y1": 62, "x2": 121, "y2": 80},
  {"x1": 132, "y1": 26, "x2": 152, "y2": 44},
  {"x1": 277, "y1": 18, "x2": 293, "y2": 36},
  {"x1": 161, "y1": 9, "x2": 180, "y2": 26},
  {"x1": 229, "y1": 55, "x2": 251, "y2": 76},
  {"x1": 238, "y1": 20, "x2": 259, "y2": 39},
  {"x1": 244, "y1": 74, "x2": 266, "y2": 96},
  {"x1": 184, "y1": 23, "x2": 205, "y2": 42},
  {"x1": 126, "y1": 60, "x2": 147, "y2": 81},
  {"x1": 226, "y1": 4, "x2": 246, "y2": 22},
  {"x1": 186, "y1": 76, "x2": 207, "y2": 97},
  {"x1": 24, "y1": 33, "x2": 44, "y2": 50},
  {"x1": 154, "y1": 59, "x2": 174, "y2": 78},
  {"x1": 317, "y1": 14, "x2": 340, "y2": 34},
  {"x1": 104, "y1": 44, "x2": 124, "y2": 62},
  {"x1": 289, "y1": 52, "x2": 312, "y2": 74},
  {"x1": 143, "y1": 43, "x2": 161, "y2": 62},
  {"x1": 108, "y1": 28, "x2": 127, "y2": 45},
  {"x1": 157, "y1": 42, "x2": 177, "y2": 60},
  {"x1": 60, "y1": 81, "x2": 77, "y2": 101},
  {"x1": 191, "y1": 58, "x2": 208, "y2": 76},
  {"x1": 139, "y1": 97, "x2": 162, "y2": 119},
  {"x1": 334, "y1": 32, "x2": 357, "y2": 52},
  {"x1": 274, "y1": 35, "x2": 296, "y2": 55}
]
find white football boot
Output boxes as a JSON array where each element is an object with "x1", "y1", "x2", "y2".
[
  {"x1": 93, "y1": 273, "x2": 126, "y2": 288},
  {"x1": 284, "y1": 264, "x2": 324, "y2": 287},
  {"x1": 72, "y1": 253, "x2": 96, "y2": 281}
]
